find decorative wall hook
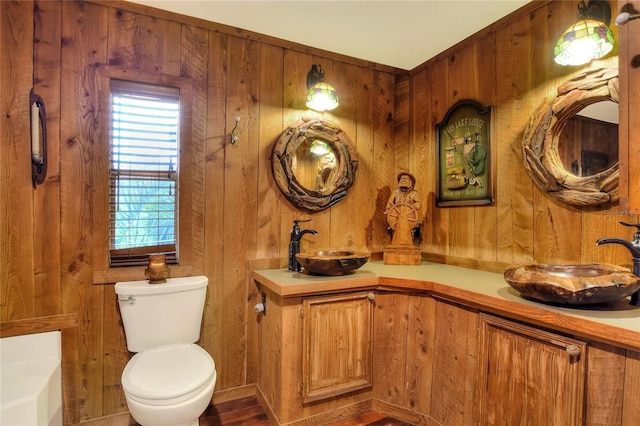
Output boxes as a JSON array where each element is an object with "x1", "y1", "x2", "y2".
[
  {"x1": 30, "y1": 89, "x2": 47, "y2": 187},
  {"x1": 230, "y1": 116, "x2": 240, "y2": 144},
  {"x1": 616, "y1": 11, "x2": 640, "y2": 25}
]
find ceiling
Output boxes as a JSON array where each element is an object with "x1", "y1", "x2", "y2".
[{"x1": 126, "y1": 0, "x2": 532, "y2": 70}]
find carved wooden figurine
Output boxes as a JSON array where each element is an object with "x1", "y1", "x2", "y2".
[{"x1": 383, "y1": 172, "x2": 422, "y2": 265}]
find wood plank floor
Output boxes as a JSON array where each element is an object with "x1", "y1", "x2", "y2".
[
  {"x1": 198, "y1": 396, "x2": 414, "y2": 425},
  {"x1": 199, "y1": 395, "x2": 269, "y2": 425},
  {"x1": 327, "y1": 411, "x2": 415, "y2": 426}
]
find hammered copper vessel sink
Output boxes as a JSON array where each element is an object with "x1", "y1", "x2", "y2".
[
  {"x1": 295, "y1": 250, "x2": 369, "y2": 276},
  {"x1": 504, "y1": 263, "x2": 640, "y2": 305}
]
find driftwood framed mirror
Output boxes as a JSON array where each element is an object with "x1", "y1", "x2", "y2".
[
  {"x1": 522, "y1": 68, "x2": 619, "y2": 207},
  {"x1": 272, "y1": 118, "x2": 358, "y2": 212}
]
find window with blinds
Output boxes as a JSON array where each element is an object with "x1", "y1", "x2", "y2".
[{"x1": 109, "y1": 80, "x2": 179, "y2": 266}]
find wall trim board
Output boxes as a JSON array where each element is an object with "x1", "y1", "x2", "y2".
[{"x1": 0, "y1": 313, "x2": 78, "y2": 338}]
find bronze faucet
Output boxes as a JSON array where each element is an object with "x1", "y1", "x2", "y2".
[
  {"x1": 289, "y1": 219, "x2": 317, "y2": 272},
  {"x1": 596, "y1": 221, "x2": 640, "y2": 306}
]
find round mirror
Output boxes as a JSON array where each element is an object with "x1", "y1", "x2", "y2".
[
  {"x1": 522, "y1": 68, "x2": 619, "y2": 207},
  {"x1": 272, "y1": 118, "x2": 358, "y2": 211}
]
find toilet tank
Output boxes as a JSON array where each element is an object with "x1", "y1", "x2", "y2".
[{"x1": 115, "y1": 276, "x2": 208, "y2": 352}]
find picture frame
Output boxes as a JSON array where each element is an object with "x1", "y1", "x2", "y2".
[{"x1": 436, "y1": 99, "x2": 493, "y2": 207}]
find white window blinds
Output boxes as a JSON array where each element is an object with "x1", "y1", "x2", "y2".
[{"x1": 109, "y1": 80, "x2": 179, "y2": 266}]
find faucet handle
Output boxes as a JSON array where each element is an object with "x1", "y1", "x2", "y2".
[
  {"x1": 620, "y1": 221, "x2": 640, "y2": 231},
  {"x1": 620, "y1": 222, "x2": 640, "y2": 241},
  {"x1": 294, "y1": 219, "x2": 311, "y2": 225}
]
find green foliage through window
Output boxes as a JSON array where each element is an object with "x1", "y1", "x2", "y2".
[{"x1": 109, "y1": 80, "x2": 179, "y2": 265}]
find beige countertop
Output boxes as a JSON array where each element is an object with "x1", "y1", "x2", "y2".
[{"x1": 253, "y1": 260, "x2": 640, "y2": 351}]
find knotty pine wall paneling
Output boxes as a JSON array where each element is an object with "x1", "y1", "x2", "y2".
[
  {"x1": 59, "y1": 2, "x2": 108, "y2": 421},
  {"x1": 178, "y1": 24, "x2": 208, "y2": 278},
  {"x1": 528, "y1": 1, "x2": 584, "y2": 266},
  {"x1": 494, "y1": 5, "x2": 536, "y2": 266},
  {"x1": 407, "y1": 65, "x2": 433, "y2": 249},
  {"x1": 4, "y1": 0, "x2": 640, "y2": 424},
  {"x1": 8, "y1": 0, "x2": 400, "y2": 422},
  {"x1": 369, "y1": 70, "x2": 397, "y2": 253},
  {"x1": 202, "y1": 29, "x2": 228, "y2": 393},
  {"x1": 446, "y1": 45, "x2": 481, "y2": 261},
  {"x1": 277, "y1": 50, "x2": 310, "y2": 262},
  {"x1": 256, "y1": 43, "x2": 285, "y2": 261},
  {"x1": 423, "y1": 55, "x2": 451, "y2": 257},
  {"x1": 33, "y1": 0, "x2": 63, "y2": 317},
  {"x1": 1, "y1": 1, "x2": 37, "y2": 321},
  {"x1": 244, "y1": 45, "x2": 286, "y2": 386},
  {"x1": 220, "y1": 34, "x2": 261, "y2": 391},
  {"x1": 619, "y1": 0, "x2": 640, "y2": 211},
  {"x1": 328, "y1": 61, "x2": 359, "y2": 250},
  {"x1": 409, "y1": 0, "x2": 639, "y2": 269}
]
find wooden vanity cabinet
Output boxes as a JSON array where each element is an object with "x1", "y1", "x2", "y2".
[
  {"x1": 256, "y1": 287, "x2": 376, "y2": 424},
  {"x1": 477, "y1": 314, "x2": 587, "y2": 426},
  {"x1": 302, "y1": 292, "x2": 374, "y2": 402},
  {"x1": 253, "y1": 268, "x2": 640, "y2": 425}
]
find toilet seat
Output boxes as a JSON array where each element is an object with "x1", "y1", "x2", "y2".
[{"x1": 122, "y1": 343, "x2": 215, "y2": 406}]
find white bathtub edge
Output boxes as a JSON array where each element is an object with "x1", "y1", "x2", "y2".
[{"x1": 0, "y1": 331, "x2": 62, "y2": 426}]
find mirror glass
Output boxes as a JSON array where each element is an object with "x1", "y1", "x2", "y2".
[
  {"x1": 557, "y1": 101, "x2": 619, "y2": 177},
  {"x1": 272, "y1": 118, "x2": 358, "y2": 211},
  {"x1": 292, "y1": 140, "x2": 340, "y2": 193}
]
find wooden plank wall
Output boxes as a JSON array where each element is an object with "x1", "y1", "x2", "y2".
[
  {"x1": 1, "y1": 0, "x2": 398, "y2": 423},
  {"x1": 406, "y1": 0, "x2": 640, "y2": 269},
  {"x1": 2, "y1": 0, "x2": 640, "y2": 424},
  {"x1": 2, "y1": 2, "x2": 35, "y2": 322},
  {"x1": 619, "y1": 0, "x2": 640, "y2": 211}
]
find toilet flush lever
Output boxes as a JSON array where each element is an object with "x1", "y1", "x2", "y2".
[{"x1": 118, "y1": 295, "x2": 136, "y2": 304}]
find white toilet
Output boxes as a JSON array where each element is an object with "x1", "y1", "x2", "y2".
[{"x1": 115, "y1": 276, "x2": 216, "y2": 426}]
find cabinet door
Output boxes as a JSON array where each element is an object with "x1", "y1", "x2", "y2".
[
  {"x1": 477, "y1": 314, "x2": 587, "y2": 426},
  {"x1": 302, "y1": 292, "x2": 374, "y2": 403}
]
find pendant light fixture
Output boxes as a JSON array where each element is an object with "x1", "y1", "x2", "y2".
[
  {"x1": 306, "y1": 64, "x2": 339, "y2": 112},
  {"x1": 554, "y1": 0, "x2": 614, "y2": 66}
]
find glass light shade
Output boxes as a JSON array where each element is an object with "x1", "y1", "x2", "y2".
[
  {"x1": 310, "y1": 141, "x2": 331, "y2": 155},
  {"x1": 554, "y1": 19, "x2": 614, "y2": 66},
  {"x1": 306, "y1": 82, "x2": 339, "y2": 111}
]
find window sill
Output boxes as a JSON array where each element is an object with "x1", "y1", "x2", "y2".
[{"x1": 93, "y1": 264, "x2": 195, "y2": 285}]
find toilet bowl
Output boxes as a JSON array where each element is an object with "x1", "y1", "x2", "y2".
[
  {"x1": 115, "y1": 276, "x2": 216, "y2": 426},
  {"x1": 122, "y1": 343, "x2": 216, "y2": 426}
]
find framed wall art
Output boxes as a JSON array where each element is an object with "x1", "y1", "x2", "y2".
[{"x1": 436, "y1": 99, "x2": 493, "y2": 207}]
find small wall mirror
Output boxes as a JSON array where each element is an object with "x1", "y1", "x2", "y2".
[
  {"x1": 272, "y1": 118, "x2": 358, "y2": 211},
  {"x1": 522, "y1": 68, "x2": 619, "y2": 207}
]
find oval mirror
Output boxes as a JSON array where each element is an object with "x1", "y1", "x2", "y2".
[
  {"x1": 522, "y1": 68, "x2": 619, "y2": 207},
  {"x1": 272, "y1": 118, "x2": 358, "y2": 211}
]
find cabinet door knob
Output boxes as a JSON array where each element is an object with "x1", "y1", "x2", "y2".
[
  {"x1": 566, "y1": 344, "x2": 581, "y2": 357},
  {"x1": 367, "y1": 292, "x2": 375, "y2": 301}
]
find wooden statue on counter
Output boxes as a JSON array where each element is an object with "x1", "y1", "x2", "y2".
[{"x1": 384, "y1": 172, "x2": 422, "y2": 265}]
